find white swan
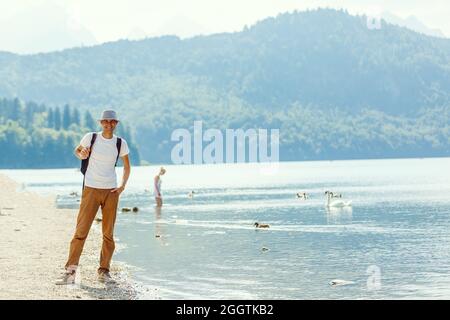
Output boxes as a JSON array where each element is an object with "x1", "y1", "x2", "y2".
[
  {"x1": 325, "y1": 191, "x2": 352, "y2": 207},
  {"x1": 329, "y1": 279, "x2": 354, "y2": 286}
]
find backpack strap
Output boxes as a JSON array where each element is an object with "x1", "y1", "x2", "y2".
[
  {"x1": 115, "y1": 137, "x2": 122, "y2": 167},
  {"x1": 89, "y1": 132, "x2": 97, "y2": 156},
  {"x1": 81, "y1": 133, "x2": 97, "y2": 190},
  {"x1": 81, "y1": 132, "x2": 97, "y2": 174}
]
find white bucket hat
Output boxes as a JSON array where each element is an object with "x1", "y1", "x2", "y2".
[{"x1": 99, "y1": 110, "x2": 119, "y2": 121}]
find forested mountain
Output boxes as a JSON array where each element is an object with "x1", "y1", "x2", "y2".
[
  {"x1": 0, "y1": 97, "x2": 140, "y2": 168},
  {"x1": 0, "y1": 9, "x2": 449, "y2": 164}
]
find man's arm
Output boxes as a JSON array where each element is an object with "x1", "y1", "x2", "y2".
[{"x1": 112, "y1": 154, "x2": 130, "y2": 194}]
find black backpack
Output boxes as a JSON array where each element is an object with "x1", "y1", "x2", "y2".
[{"x1": 80, "y1": 133, "x2": 122, "y2": 188}]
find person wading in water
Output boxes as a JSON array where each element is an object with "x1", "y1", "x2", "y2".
[{"x1": 154, "y1": 167, "x2": 166, "y2": 207}]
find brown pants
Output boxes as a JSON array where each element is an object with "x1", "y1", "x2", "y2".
[{"x1": 65, "y1": 187, "x2": 120, "y2": 272}]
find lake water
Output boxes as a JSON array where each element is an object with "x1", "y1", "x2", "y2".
[{"x1": 2, "y1": 158, "x2": 450, "y2": 299}]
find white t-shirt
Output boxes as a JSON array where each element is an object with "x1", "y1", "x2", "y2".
[{"x1": 80, "y1": 132, "x2": 130, "y2": 189}]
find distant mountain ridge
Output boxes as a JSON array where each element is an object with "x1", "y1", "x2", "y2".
[
  {"x1": 381, "y1": 12, "x2": 447, "y2": 38},
  {"x1": 0, "y1": 9, "x2": 449, "y2": 164}
]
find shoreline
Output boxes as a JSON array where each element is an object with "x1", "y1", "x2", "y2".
[{"x1": 0, "y1": 173, "x2": 153, "y2": 300}]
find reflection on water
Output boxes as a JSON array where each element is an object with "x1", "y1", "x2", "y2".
[
  {"x1": 3, "y1": 158, "x2": 450, "y2": 299},
  {"x1": 154, "y1": 206, "x2": 169, "y2": 247},
  {"x1": 326, "y1": 207, "x2": 353, "y2": 225}
]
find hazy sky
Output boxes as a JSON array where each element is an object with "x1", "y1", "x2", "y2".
[{"x1": 0, "y1": 0, "x2": 449, "y2": 53}]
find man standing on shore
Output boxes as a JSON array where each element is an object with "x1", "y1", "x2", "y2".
[{"x1": 56, "y1": 110, "x2": 131, "y2": 284}]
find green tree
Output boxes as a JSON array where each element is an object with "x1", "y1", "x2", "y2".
[
  {"x1": 11, "y1": 98, "x2": 21, "y2": 121},
  {"x1": 84, "y1": 110, "x2": 96, "y2": 131},
  {"x1": 63, "y1": 104, "x2": 71, "y2": 129},
  {"x1": 72, "y1": 108, "x2": 81, "y2": 126},
  {"x1": 24, "y1": 102, "x2": 36, "y2": 127},
  {"x1": 54, "y1": 107, "x2": 62, "y2": 130},
  {"x1": 47, "y1": 108, "x2": 54, "y2": 128}
]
